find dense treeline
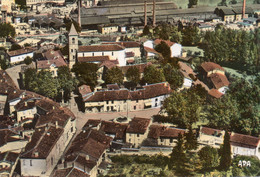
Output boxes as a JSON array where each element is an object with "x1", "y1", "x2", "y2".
[{"x1": 202, "y1": 26, "x2": 260, "y2": 74}]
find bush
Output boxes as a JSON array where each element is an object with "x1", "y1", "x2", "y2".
[{"x1": 24, "y1": 56, "x2": 32, "y2": 65}]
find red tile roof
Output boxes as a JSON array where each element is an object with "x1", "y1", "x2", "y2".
[
  {"x1": 208, "y1": 89, "x2": 224, "y2": 98},
  {"x1": 100, "y1": 121, "x2": 128, "y2": 139},
  {"x1": 78, "y1": 85, "x2": 92, "y2": 100},
  {"x1": 144, "y1": 47, "x2": 160, "y2": 55},
  {"x1": 107, "y1": 84, "x2": 120, "y2": 90},
  {"x1": 154, "y1": 39, "x2": 175, "y2": 46},
  {"x1": 102, "y1": 41, "x2": 140, "y2": 48},
  {"x1": 36, "y1": 57, "x2": 67, "y2": 69},
  {"x1": 78, "y1": 56, "x2": 110, "y2": 63},
  {"x1": 0, "y1": 130, "x2": 20, "y2": 147},
  {"x1": 78, "y1": 44, "x2": 125, "y2": 52},
  {"x1": 230, "y1": 133, "x2": 260, "y2": 148},
  {"x1": 209, "y1": 73, "x2": 230, "y2": 89},
  {"x1": 43, "y1": 50, "x2": 64, "y2": 61},
  {"x1": 7, "y1": 48, "x2": 35, "y2": 57},
  {"x1": 99, "y1": 60, "x2": 118, "y2": 69},
  {"x1": 148, "y1": 125, "x2": 186, "y2": 139},
  {"x1": 86, "y1": 89, "x2": 131, "y2": 102},
  {"x1": 201, "y1": 62, "x2": 225, "y2": 73},
  {"x1": 178, "y1": 61, "x2": 196, "y2": 79},
  {"x1": 200, "y1": 127, "x2": 223, "y2": 136},
  {"x1": 126, "y1": 117, "x2": 151, "y2": 134},
  {"x1": 84, "y1": 119, "x2": 101, "y2": 128}
]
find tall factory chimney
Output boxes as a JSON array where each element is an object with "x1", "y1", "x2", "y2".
[
  {"x1": 153, "y1": 0, "x2": 156, "y2": 26},
  {"x1": 78, "y1": 0, "x2": 81, "y2": 27},
  {"x1": 242, "y1": 0, "x2": 246, "y2": 19},
  {"x1": 144, "y1": 1, "x2": 147, "y2": 26}
]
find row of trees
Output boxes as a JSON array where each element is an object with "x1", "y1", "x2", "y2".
[
  {"x1": 143, "y1": 23, "x2": 201, "y2": 46},
  {"x1": 202, "y1": 27, "x2": 260, "y2": 74},
  {"x1": 24, "y1": 66, "x2": 78, "y2": 101}
]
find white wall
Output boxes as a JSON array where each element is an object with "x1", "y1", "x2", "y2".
[
  {"x1": 170, "y1": 43, "x2": 182, "y2": 57},
  {"x1": 143, "y1": 40, "x2": 153, "y2": 49},
  {"x1": 151, "y1": 95, "x2": 168, "y2": 108},
  {"x1": 218, "y1": 86, "x2": 228, "y2": 94},
  {"x1": 21, "y1": 158, "x2": 46, "y2": 176},
  {"x1": 10, "y1": 52, "x2": 34, "y2": 64},
  {"x1": 78, "y1": 49, "x2": 126, "y2": 66},
  {"x1": 183, "y1": 78, "x2": 192, "y2": 88}
]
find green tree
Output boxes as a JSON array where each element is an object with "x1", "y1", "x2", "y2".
[
  {"x1": 0, "y1": 23, "x2": 15, "y2": 38},
  {"x1": 57, "y1": 66, "x2": 78, "y2": 101},
  {"x1": 219, "y1": 130, "x2": 231, "y2": 171},
  {"x1": 163, "y1": 64, "x2": 183, "y2": 89},
  {"x1": 24, "y1": 56, "x2": 32, "y2": 65},
  {"x1": 184, "y1": 127, "x2": 198, "y2": 150},
  {"x1": 24, "y1": 69, "x2": 59, "y2": 99},
  {"x1": 126, "y1": 66, "x2": 140, "y2": 85},
  {"x1": 9, "y1": 44, "x2": 22, "y2": 51},
  {"x1": 104, "y1": 67, "x2": 124, "y2": 85},
  {"x1": 188, "y1": 0, "x2": 198, "y2": 8},
  {"x1": 198, "y1": 146, "x2": 219, "y2": 170},
  {"x1": 162, "y1": 90, "x2": 202, "y2": 128},
  {"x1": 206, "y1": 95, "x2": 240, "y2": 130},
  {"x1": 170, "y1": 133, "x2": 188, "y2": 174},
  {"x1": 182, "y1": 25, "x2": 200, "y2": 46},
  {"x1": 61, "y1": 44, "x2": 69, "y2": 56},
  {"x1": 72, "y1": 63, "x2": 98, "y2": 89},
  {"x1": 155, "y1": 41, "x2": 171, "y2": 59},
  {"x1": 143, "y1": 65, "x2": 165, "y2": 84}
]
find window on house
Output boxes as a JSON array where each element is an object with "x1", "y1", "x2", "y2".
[
  {"x1": 102, "y1": 52, "x2": 104, "y2": 56},
  {"x1": 155, "y1": 103, "x2": 157, "y2": 107},
  {"x1": 112, "y1": 52, "x2": 114, "y2": 56},
  {"x1": 134, "y1": 106, "x2": 136, "y2": 110},
  {"x1": 160, "y1": 138, "x2": 163, "y2": 142},
  {"x1": 111, "y1": 100, "x2": 114, "y2": 104},
  {"x1": 72, "y1": 38, "x2": 75, "y2": 44},
  {"x1": 170, "y1": 138, "x2": 173, "y2": 143},
  {"x1": 71, "y1": 127, "x2": 73, "y2": 132},
  {"x1": 92, "y1": 53, "x2": 94, "y2": 56},
  {"x1": 136, "y1": 100, "x2": 138, "y2": 103},
  {"x1": 106, "y1": 101, "x2": 109, "y2": 104},
  {"x1": 107, "y1": 106, "x2": 109, "y2": 111},
  {"x1": 155, "y1": 98, "x2": 158, "y2": 102},
  {"x1": 30, "y1": 160, "x2": 32, "y2": 166},
  {"x1": 71, "y1": 49, "x2": 73, "y2": 52},
  {"x1": 51, "y1": 157, "x2": 53, "y2": 165},
  {"x1": 137, "y1": 134, "x2": 139, "y2": 137}
]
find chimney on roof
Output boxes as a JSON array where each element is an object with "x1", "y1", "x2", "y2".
[
  {"x1": 242, "y1": 0, "x2": 246, "y2": 19},
  {"x1": 85, "y1": 155, "x2": 90, "y2": 161},
  {"x1": 47, "y1": 132, "x2": 51, "y2": 136},
  {"x1": 34, "y1": 151, "x2": 39, "y2": 158},
  {"x1": 52, "y1": 106, "x2": 55, "y2": 110},
  {"x1": 24, "y1": 102, "x2": 27, "y2": 107},
  {"x1": 144, "y1": 1, "x2": 147, "y2": 26},
  {"x1": 152, "y1": 0, "x2": 156, "y2": 27},
  {"x1": 55, "y1": 121, "x2": 58, "y2": 129}
]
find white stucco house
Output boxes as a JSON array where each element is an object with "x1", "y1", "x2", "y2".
[
  {"x1": 153, "y1": 39, "x2": 182, "y2": 57},
  {"x1": 7, "y1": 48, "x2": 34, "y2": 64}
]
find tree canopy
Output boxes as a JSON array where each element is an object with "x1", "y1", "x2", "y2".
[
  {"x1": 219, "y1": 130, "x2": 232, "y2": 171},
  {"x1": 24, "y1": 56, "x2": 32, "y2": 65},
  {"x1": 126, "y1": 66, "x2": 141, "y2": 86},
  {"x1": 198, "y1": 146, "x2": 219, "y2": 170},
  {"x1": 143, "y1": 65, "x2": 165, "y2": 84},
  {"x1": 0, "y1": 23, "x2": 15, "y2": 38},
  {"x1": 104, "y1": 67, "x2": 124, "y2": 85},
  {"x1": 72, "y1": 63, "x2": 98, "y2": 90},
  {"x1": 163, "y1": 64, "x2": 183, "y2": 89}
]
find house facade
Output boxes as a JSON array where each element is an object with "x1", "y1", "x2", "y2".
[
  {"x1": 7, "y1": 48, "x2": 34, "y2": 64},
  {"x1": 197, "y1": 127, "x2": 225, "y2": 149}
]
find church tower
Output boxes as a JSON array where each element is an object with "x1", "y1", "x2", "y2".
[{"x1": 68, "y1": 23, "x2": 78, "y2": 69}]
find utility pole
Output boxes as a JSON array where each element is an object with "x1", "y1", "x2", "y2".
[
  {"x1": 152, "y1": 0, "x2": 156, "y2": 27},
  {"x1": 144, "y1": 1, "x2": 147, "y2": 26}
]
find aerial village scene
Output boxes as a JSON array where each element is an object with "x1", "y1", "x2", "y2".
[{"x1": 0, "y1": 0, "x2": 259, "y2": 176}]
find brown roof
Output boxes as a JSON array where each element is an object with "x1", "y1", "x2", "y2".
[
  {"x1": 14, "y1": 100, "x2": 36, "y2": 112},
  {"x1": 35, "y1": 97, "x2": 60, "y2": 113},
  {"x1": 120, "y1": 62, "x2": 152, "y2": 74},
  {"x1": 66, "y1": 128, "x2": 112, "y2": 160},
  {"x1": 230, "y1": 133, "x2": 260, "y2": 148},
  {"x1": 154, "y1": 39, "x2": 175, "y2": 47},
  {"x1": 0, "y1": 70, "x2": 19, "y2": 97},
  {"x1": 148, "y1": 125, "x2": 186, "y2": 139},
  {"x1": 103, "y1": 41, "x2": 140, "y2": 48},
  {"x1": 78, "y1": 56, "x2": 110, "y2": 63},
  {"x1": 78, "y1": 85, "x2": 92, "y2": 100},
  {"x1": 193, "y1": 79, "x2": 209, "y2": 91},
  {"x1": 144, "y1": 47, "x2": 160, "y2": 55},
  {"x1": 208, "y1": 89, "x2": 223, "y2": 98},
  {"x1": 43, "y1": 50, "x2": 64, "y2": 61},
  {"x1": 68, "y1": 168, "x2": 90, "y2": 177},
  {"x1": 126, "y1": 117, "x2": 151, "y2": 134},
  {"x1": 99, "y1": 60, "x2": 118, "y2": 69},
  {"x1": 0, "y1": 130, "x2": 20, "y2": 147},
  {"x1": 7, "y1": 48, "x2": 35, "y2": 57},
  {"x1": 21, "y1": 126, "x2": 64, "y2": 159},
  {"x1": 84, "y1": 82, "x2": 172, "y2": 102},
  {"x1": 52, "y1": 167, "x2": 90, "y2": 177},
  {"x1": 209, "y1": 73, "x2": 230, "y2": 89},
  {"x1": 86, "y1": 89, "x2": 131, "y2": 102},
  {"x1": 200, "y1": 127, "x2": 223, "y2": 136},
  {"x1": 100, "y1": 121, "x2": 128, "y2": 139},
  {"x1": 37, "y1": 57, "x2": 67, "y2": 69},
  {"x1": 0, "y1": 151, "x2": 19, "y2": 166},
  {"x1": 52, "y1": 168, "x2": 73, "y2": 177},
  {"x1": 179, "y1": 61, "x2": 196, "y2": 79},
  {"x1": 201, "y1": 62, "x2": 225, "y2": 73},
  {"x1": 84, "y1": 119, "x2": 101, "y2": 128},
  {"x1": 78, "y1": 44, "x2": 125, "y2": 52}
]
